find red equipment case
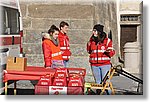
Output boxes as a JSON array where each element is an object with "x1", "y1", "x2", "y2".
[{"x1": 34, "y1": 68, "x2": 86, "y2": 95}]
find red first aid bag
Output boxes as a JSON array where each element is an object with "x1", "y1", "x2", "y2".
[
  {"x1": 55, "y1": 68, "x2": 68, "y2": 77},
  {"x1": 53, "y1": 77, "x2": 67, "y2": 86},
  {"x1": 38, "y1": 75, "x2": 53, "y2": 86},
  {"x1": 68, "y1": 75, "x2": 83, "y2": 87}
]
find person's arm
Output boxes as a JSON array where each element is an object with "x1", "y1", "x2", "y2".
[
  {"x1": 87, "y1": 41, "x2": 92, "y2": 54},
  {"x1": 42, "y1": 42, "x2": 52, "y2": 67},
  {"x1": 104, "y1": 39, "x2": 115, "y2": 57}
]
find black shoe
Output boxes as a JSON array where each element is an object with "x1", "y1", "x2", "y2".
[{"x1": 96, "y1": 89, "x2": 101, "y2": 95}]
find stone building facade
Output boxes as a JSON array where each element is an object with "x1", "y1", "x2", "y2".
[
  {"x1": 19, "y1": 0, "x2": 142, "y2": 81},
  {"x1": 119, "y1": 0, "x2": 143, "y2": 74},
  {"x1": 20, "y1": 0, "x2": 142, "y2": 79}
]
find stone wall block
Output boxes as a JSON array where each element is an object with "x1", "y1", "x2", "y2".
[
  {"x1": 70, "y1": 44, "x2": 89, "y2": 56},
  {"x1": 20, "y1": 4, "x2": 27, "y2": 17},
  {"x1": 70, "y1": 20, "x2": 93, "y2": 29},
  {"x1": 31, "y1": 19, "x2": 70, "y2": 30},
  {"x1": 28, "y1": 4, "x2": 94, "y2": 19},
  {"x1": 68, "y1": 30, "x2": 92, "y2": 44},
  {"x1": 23, "y1": 18, "x2": 32, "y2": 28},
  {"x1": 23, "y1": 43, "x2": 42, "y2": 54},
  {"x1": 23, "y1": 30, "x2": 44, "y2": 43},
  {"x1": 26, "y1": 54, "x2": 44, "y2": 65}
]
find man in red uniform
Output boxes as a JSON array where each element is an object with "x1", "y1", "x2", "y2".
[{"x1": 58, "y1": 21, "x2": 71, "y2": 67}]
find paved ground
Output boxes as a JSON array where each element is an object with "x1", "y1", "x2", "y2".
[{"x1": 111, "y1": 75, "x2": 143, "y2": 95}]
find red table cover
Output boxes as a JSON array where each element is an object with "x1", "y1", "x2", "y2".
[
  {"x1": 3, "y1": 66, "x2": 86, "y2": 82},
  {"x1": 3, "y1": 66, "x2": 55, "y2": 82}
]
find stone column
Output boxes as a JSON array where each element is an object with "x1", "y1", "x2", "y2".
[{"x1": 124, "y1": 42, "x2": 142, "y2": 74}]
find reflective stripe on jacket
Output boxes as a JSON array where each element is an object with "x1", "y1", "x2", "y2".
[
  {"x1": 58, "y1": 32, "x2": 71, "y2": 60},
  {"x1": 42, "y1": 39, "x2": 63, "y2": 67},
  {"x1": 87, "y1": 37, "x2": 115, "y2": 66}
]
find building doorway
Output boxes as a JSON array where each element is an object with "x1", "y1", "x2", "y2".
[{"x1": 120, "y1": 25, "x2": 137, "y2": 59}]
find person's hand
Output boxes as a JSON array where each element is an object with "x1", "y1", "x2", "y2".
[
  {"x1": 87, "y1": 41, "x2": 91, "y2": 46},
  {"x1": 45, "y1": 67, "x2": 51, "y2": 69},
  {"x1": 104, "y1": 49, "x2": 111, "y2": 57},
  {"x1": 105, "y1": 49, "x2": 111, "y2": 53}
]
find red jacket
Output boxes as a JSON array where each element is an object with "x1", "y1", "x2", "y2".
[
  {"x1": 42, "y1": 35, "x2": 63, "y2": 67},
  {"x1": 58, "y1": 32, "x2": 71, "y2": 60},
  {"x1": 87, "y1": 37, "x2": 115, "y2": 66}
]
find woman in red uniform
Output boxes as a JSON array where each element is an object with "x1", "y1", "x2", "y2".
[
  {"x1": 42, "y1": 25, "x2": 63, "y2": 68},
  {"x1": 87, "y1": 24, "x2": 115, "y2": 94}
]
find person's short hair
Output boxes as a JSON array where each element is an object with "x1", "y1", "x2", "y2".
[{"x1": 59, "y1": 21, "x2": 69, "y2": 29}]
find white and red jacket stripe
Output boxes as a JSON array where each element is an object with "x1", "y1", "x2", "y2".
[
  {"x1": 87, "y1": 37, "x2": 115, "y2": 66},
  {"x1": 58, "y1": 32, "x2": 71, "y2": 60}
]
